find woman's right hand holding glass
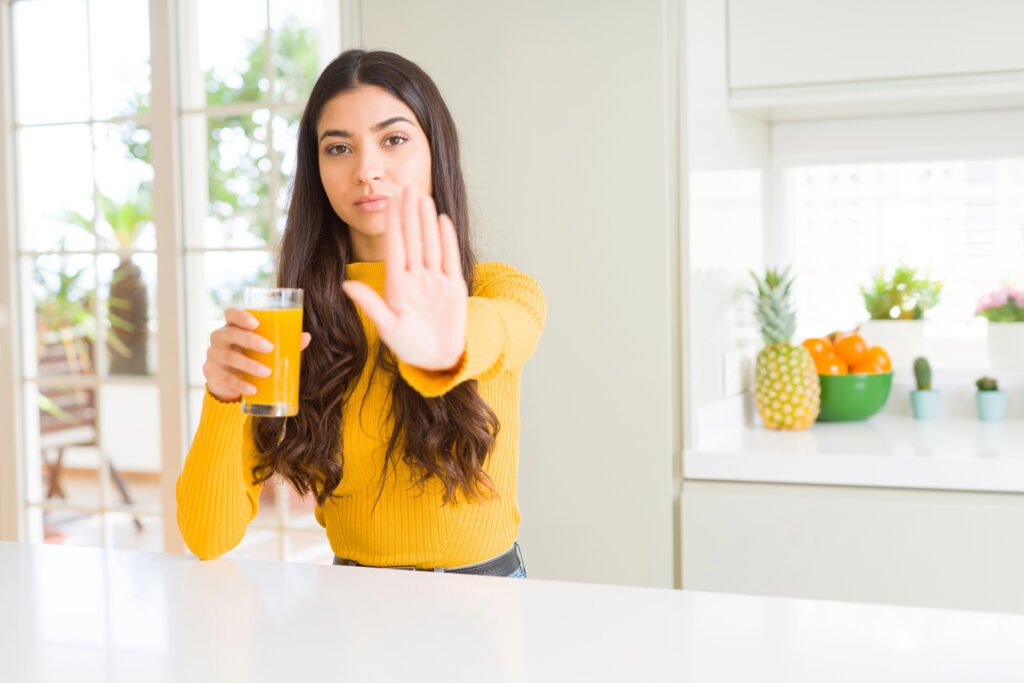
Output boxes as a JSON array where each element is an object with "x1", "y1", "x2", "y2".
[{"x1": 203, "y1": 308, "x2": 311, "y2": 402}]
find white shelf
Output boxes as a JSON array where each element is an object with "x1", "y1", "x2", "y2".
[{"x1": 686, "y1": 412, "x2": 1024, "y2": 494}]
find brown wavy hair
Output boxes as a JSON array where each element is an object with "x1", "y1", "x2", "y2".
[{"x1": 251, "y1": 50, "x2": 500, "y2": 509}]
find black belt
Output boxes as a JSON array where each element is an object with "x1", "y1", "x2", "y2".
[{"x1": 333, "y1": 543, "x2": 522, "y2": 576}]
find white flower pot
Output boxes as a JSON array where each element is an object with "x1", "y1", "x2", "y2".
[
  {"x1": 986, "y1": 322, "x2": 1024, "y2": 371},
  {"x1": 858, "y1": 320, "x2": 925, "y2": 373}
]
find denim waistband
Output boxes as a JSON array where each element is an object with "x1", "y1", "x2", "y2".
[{"x1": 333, "y1": 542, "x2": 523, "y2": 576}]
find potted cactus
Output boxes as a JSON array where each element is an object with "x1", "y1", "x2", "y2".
[
  {"x1": 975, "y1": 376, "x2": 1008, "y2": 421},
  {"x1": 910, "y1": 356, "x2": 941, "y2": 420}
]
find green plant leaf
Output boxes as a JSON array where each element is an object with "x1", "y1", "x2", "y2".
[
  {"x1": 861, "y1": 262, "x2": 943, "y2": 320},
  {"x1": 38, "y1": 393, "x2": 78, "y2": 424}
]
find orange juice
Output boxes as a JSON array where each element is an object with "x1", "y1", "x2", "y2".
[{"x1": 241, "y1": 306, "x2": 303, "y2": 416}]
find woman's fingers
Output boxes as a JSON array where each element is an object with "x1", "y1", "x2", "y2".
[
  {"x1": 419, "y1": 194, "x2": 442, "y2": 271},
  {"x1": 385, "y1": 194, "x2": 405, "y2": 275},
  {"x1": 203, "y1": 310, "x2": 275, "y2": 401},
  {"x1": 208, "y1": 372, "x2": 257, "y2": 398},
  {"x1": 342, "y1": 279, "x2": 397, "y2": 333},
  {"x1": 203, "y1": 348, "x2": 258, "y2": 397},
  {"x1": 402, "y1": 187, "x2": 422, "y2": 270},
  {"x1": 439, "y1": 213, "x2": 461, "y2": 277},
  {"x1": 204, "y1": 325, "x2": 309, "y2": 402},
  {"x1": 211, "y1": 325, "x2": 273, "y2": 353},
  {"x1": 211, "y1": 346, "x2": 271, "y2": 378},
  {"x1": 225, "y1": 307, "x2": 259, "y2": 330}
]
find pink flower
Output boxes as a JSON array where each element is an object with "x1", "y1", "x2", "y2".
[
  {"x1": 976, "y1": 285, "x2": 1024, "y2": 313},
  {"x1": 976, "y1": 292, "x2": 997, "y2": 314}
]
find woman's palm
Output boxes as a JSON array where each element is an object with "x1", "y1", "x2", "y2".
[{"x1": 342, "y1": 189, "x2": 468, "y2": 371}]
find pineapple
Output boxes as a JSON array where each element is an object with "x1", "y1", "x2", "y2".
[{"x1": 750, "y1": 268, "x2": 820, "y2": 430}]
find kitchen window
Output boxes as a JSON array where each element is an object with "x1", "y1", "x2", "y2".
[
  {"x1": 784, "y1": 158, "x2": 1024, "y2": 340},
  {"x1": 771, "y1": 111, "x2": 1024, "y2": 371},
  {"x1": 1, "y1": 0, "x2": 354, "y2": 563}
]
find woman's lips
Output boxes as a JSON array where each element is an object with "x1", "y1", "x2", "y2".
[{"x1": 354, "y1": 196, "x2": 388, "y2": 212}]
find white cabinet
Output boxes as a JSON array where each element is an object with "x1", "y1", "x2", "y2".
[
  {"x1": 728, "y1": 0, "x2": 1024, "y2": 89},
  {"x1": 727, "y1": 0, "x2": 1024, "y2": 118},
  {"x1": 682, "y1": 480, "x2": 1024, "y2": 613}
]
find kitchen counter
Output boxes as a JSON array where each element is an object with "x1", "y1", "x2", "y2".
[
  {"x1": 687, "y1": 393, "x2": 1024, "y2": 492},
  {"x1": 2, "y1": 541, "x2": 1024, "y2": 682}
]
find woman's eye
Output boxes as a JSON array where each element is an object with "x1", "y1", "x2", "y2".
[
  {"x1": 326, "y1": 144, "x2": 350, "y2": 155},
  {"x1": 383, "y1": 134, "x2": 408, "y2": 147}
]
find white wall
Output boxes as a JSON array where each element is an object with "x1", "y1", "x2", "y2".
[
  {"x1": 685, "y1": 0, "x2": 770, "y2": 444},
  {"x1": 360, "y1": 0, "x2": 681, "y2": 588}
]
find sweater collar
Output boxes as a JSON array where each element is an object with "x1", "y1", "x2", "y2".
[{"x1": 345, "y1": 261, "x2": 387, "y2": 293}]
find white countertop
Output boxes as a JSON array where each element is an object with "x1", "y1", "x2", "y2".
[
  {"x1": 687, "y1": 396, "x2": 1024, "y2": 492},
  {"x1": 3, "y1": 542, "x2": 1024, "y2": 682}
]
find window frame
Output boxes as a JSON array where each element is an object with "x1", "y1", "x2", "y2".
[
  {"x1": 0, "y1": 0, "x2": 362, "y2": 562},
  {"x1": 0, "y1": 0, "x2": 22, "y2": 542}
]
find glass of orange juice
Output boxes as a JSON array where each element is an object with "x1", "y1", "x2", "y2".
[{"x1": 241, "y1": 287, "x2": 303, "y2": 416}]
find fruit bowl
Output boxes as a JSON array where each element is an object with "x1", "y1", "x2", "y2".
[{"x1": 816, "y1": 372, "x2": 893, "y2": 422}]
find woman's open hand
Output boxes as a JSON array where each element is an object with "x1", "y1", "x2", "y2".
[{"x1": 341, "y1": 187, "x2": 468, "y2": 371}]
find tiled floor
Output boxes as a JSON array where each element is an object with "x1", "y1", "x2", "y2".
[{"x1": 39, "y1": 469, "x2": 335, "y2": 564}]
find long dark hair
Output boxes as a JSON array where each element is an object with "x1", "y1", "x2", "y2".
[{"x1": 251, "y1": 50, "x2": 500, "y2": 508}]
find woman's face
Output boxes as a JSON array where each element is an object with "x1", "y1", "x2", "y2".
[{"x1": 316, "y1": 85, "x2": 433, "y2": 262}]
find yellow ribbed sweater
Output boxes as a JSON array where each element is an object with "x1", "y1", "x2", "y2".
[{"x1": 176, "y1": 261, "x2": 546, "y2": 567}]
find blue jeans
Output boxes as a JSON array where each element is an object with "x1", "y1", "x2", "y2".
[
  {"x1": 505, "y1": 542, "x2": 528, "y2": 578},
  {"x1": 506, "y1": 565, "x2": 528, "y2": 579},
  {"x1": 334, "y1": 541, "x2": 528, "y2": 578},
  {"x1": 440, "y1": 541, "x2": 527, "y2": 578}
]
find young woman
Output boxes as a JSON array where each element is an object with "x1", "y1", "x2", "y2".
[{"x1": 176, "y1": 49, "x2": 546, "y2": 578}]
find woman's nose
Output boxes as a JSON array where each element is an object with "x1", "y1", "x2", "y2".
[{"x1": 354, "y1": 153, "x2": 384, "y2": 184}]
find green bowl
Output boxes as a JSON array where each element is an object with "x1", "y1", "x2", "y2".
[{"x1": 817, "y1": 372, "x2": 893, "y2": 422}]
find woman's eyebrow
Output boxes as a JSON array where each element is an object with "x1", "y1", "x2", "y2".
[
  {"x1": 371, "y1": 116, "x2": 414, "y2": 131},
  {"x1": 319, "y1": 116, "x2": 415, "y2": 143}
]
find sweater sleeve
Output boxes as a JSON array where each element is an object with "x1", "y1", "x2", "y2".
[
  {"x1": 397, "y1": 262, "x2": 546, "y2": 398},
  {"x1": 175, "y1": 388, "x2": 264, "y2": 560}
]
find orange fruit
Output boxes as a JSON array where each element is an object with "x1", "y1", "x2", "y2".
[
  {"x1": 816, "y1": 353, "x2": 849, "y2": 375},
  {"x1": 826, "y1": 329, "x2": 853, "y2": 345},
  {"x1": 849, "y1": 360, "x2": 884, "y2": 374},
  {"x1": 862, "y1": 346, "x2": 892, "y2": 372},
  {"x1": 801, "y1": 337, "x2": 833, "y2": 360},
  {"x1": 834, "y1": 333, "x2": 869, "y2": 366}
]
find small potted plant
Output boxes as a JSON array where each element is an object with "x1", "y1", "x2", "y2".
[
  {"x1": 910, "y1": 356, "x2": 941, "y2": 420},
  {"x1": 66, "y1": 188, "x2": 153, "y2": 375},
  {"x1": 860, "y1": 263, "x2": 943, "y2": 371},
  {"x1": 976, "y1": 285, "x2": 1024, "y2": 371},
  {"x1": 975, "y1": 376, "x2": 1008, "y2": 421}
]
